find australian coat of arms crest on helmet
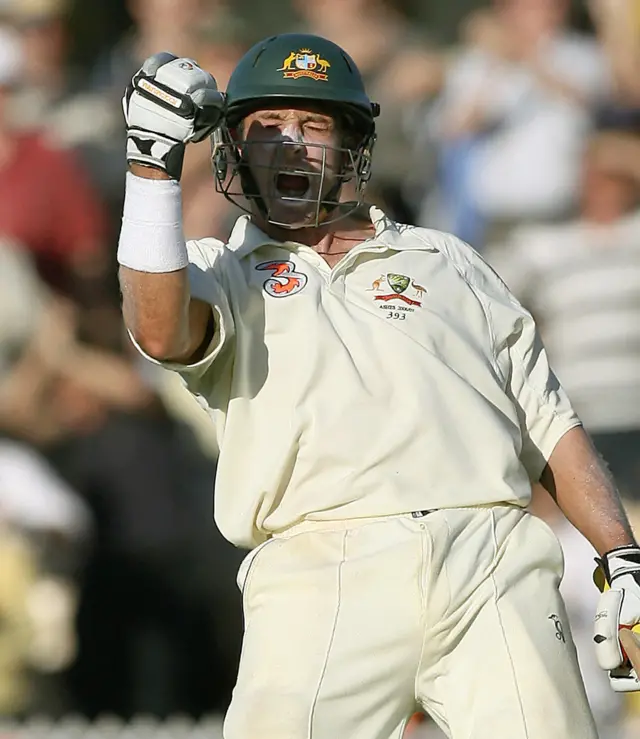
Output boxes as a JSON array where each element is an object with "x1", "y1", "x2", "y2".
[{"x1": 278, "y1": 49, "x2": 331, "y2": 81}]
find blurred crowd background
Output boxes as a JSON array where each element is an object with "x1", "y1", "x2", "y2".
[{"x1": 0, "y1": 0, "x2": 639, "y2": 737}]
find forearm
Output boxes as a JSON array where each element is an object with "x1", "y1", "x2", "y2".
[
  {"x1": 540, "y1": 425, "x2": 636, "y2": 555},
  {"x1": 118, "y1": 165, "x2": 211, "y2": 361},
  {"x1": 120, "y1": 267, "x2": 211, "y2": 361}
]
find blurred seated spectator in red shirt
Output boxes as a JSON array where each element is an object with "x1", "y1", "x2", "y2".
[
  {"x1": 0, "y1": 23, "x2": 111, "y2": 342},
  {"x1": 5, "y1": 0, "x2": 125, "y2": 214}
]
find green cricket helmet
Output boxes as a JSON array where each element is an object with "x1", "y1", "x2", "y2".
[{"x1": 212, "y1": 33, "x2": 380, "y2": 228}]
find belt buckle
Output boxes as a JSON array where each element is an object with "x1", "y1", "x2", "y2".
[{"x1": 411, "y1": 510, "x2": 433, "y2": 519}]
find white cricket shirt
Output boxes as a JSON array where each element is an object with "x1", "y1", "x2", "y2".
[{"x1": 134, "y1": 207, "x2": 580, "y2": 548}]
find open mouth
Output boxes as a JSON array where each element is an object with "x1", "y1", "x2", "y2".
[{"x1": 274, "y1": 172, "x2": 311, "y2": 199}]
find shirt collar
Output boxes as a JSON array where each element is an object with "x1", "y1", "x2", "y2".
[{"x1": 226, "y1": 205, "x2": 414, "y2": 259}]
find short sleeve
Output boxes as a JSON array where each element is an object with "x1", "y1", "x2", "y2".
[
  {"x1": 129, "y1": 238, "x2": 235, "y2": 386},
  {"x1": 499, "y1": 308, "x2": 581, "y2": 480},
  {"x1": 435, "y1": 231, "x2": 581, "y2": 480}
]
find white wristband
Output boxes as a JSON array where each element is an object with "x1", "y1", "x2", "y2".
[{"x1": 118, "y1": 171, "x2": 189, "y2": 273}]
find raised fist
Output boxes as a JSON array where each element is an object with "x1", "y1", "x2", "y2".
[{"x1": 123, "y1": 52, "x2": 225, "y2": 180}]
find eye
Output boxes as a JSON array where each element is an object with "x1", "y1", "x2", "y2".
[{"x1": 305, "y1": 123, "x2": 331, "y2": 133}]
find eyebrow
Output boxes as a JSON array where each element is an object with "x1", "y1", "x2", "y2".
[{"x1": 255, "y1": 111, "x2": 333, "y2": 124}]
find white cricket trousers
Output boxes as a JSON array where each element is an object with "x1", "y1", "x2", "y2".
[{"x1": 223, "y1": 506, "x2": 598, "y2": 739}]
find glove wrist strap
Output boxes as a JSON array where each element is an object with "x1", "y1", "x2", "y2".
[
  {"x1": 603, "y1": 545, "x2": 640, "y2": 583},
  {"x1": 126, "y1": 128, "x2": 185, "y2": 180}
]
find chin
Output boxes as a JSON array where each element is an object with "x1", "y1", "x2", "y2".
[{"x1": 265, "y1": 199, "x2": 319, "y2": 229}]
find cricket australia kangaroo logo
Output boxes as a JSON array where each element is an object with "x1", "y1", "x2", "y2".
[
  {"x1": 256, "y1": 260, "x2": 308, "y2": 297},
  {"x1": 368, "y1": 273, "x2": 426, "y2": 320},
  {"x1": 368, "y1": 272, "x2": 427, "y2": 321},
  {"x1": 278, "y1": 49, "x2": 331, "y2": 81}
]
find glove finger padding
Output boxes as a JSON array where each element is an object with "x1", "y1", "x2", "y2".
[
  {"x1": 123, "y1": 53, "x2": 225, "y2": 179},
  {"x1": 192, "y1": 87, "x2": 228, "y2": 142},
  {"x1": 140, "y1": 51, "x2": 180, "y2": 76},
  {"x1": 615, "y1": 629, "x2": 640, "y2": 691},
  {"x1": 594, "y1": 588, "x2": 625, "y2": 670},
  {"x1": 608, "y1": 667, "x2": 640, "y2": 693},
  {"x1": 594, "y1": 589, "x2": 640, "y2": 692},
  {"x1": 594, "y1": 547, "x2": 640, "y2": 693}
]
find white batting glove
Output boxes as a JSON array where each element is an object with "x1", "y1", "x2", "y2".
[
  {"x1": 123, "y1": 52, "x2": 225, "y2": 180},
  {"x1": 593, "y1": 545, "x2": 640, "y2": 692}
]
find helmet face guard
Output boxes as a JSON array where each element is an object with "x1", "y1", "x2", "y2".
[{"x1": 211, "y1": 123, "x2": 376, "y2": 229}]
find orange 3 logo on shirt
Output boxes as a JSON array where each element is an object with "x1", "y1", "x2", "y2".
[
  {"x1": 367, "y1": 273, "x2": 426, "y2": 320},
  {"x1": 256, "y1": 260, "x2": 308, "y2": 297}
]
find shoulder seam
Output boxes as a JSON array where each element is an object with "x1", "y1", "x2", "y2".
[{"x1": 420, "y1": 231, "x2": 505, "y2": 384}]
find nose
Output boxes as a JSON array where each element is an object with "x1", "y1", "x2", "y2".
[{"x1": 279, "y1": 123, "x2": 306, "y2": 158}]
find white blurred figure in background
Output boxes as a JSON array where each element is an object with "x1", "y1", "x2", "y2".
[{"x1": 422, "y1": 0, "x2": 612, "y2": 248}]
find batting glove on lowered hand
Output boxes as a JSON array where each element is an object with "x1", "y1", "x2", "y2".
[
  {"x1": 123, "y1": 52, "x2": 225, "y2": 180},
  {"x1": 593, "y1": 545, "x2": 640, "y2": 692}
]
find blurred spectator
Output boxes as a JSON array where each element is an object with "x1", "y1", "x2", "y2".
[
  {"x1": 50, "y1": 400, "x2": 244, "y2": 719},
  {"x1": 92, "y1": 0, "x2": 221, "y2": 95},
  {"x1": 6, "y1": 0, "x2": 126, "y2": 215},
  {"x1": 0, "y1": 247, "x2": 151, "y2": 446},
  {"x1": 90, "y1": 0, "x2": 239, "y2": 243},
  {"x1": 0, "y1": 520, "x2": 35, "y2": 718},
  {"x1": 487, "y1": 130, "x2": 640, "y2": 506},
  {"x1": 0, "y1": 239, "x2": 93, "y2": 717},
  {"x1": 589, "y1": 0, "x2": 640, "y2": 111},
  {"x1": 0, "y1": 439, "x2": 92, "y2": 715},
  {"x1": 0, "y1": 4, "x2": 245, "y2": 710},
  {"x1": 180, "y1": 9, "x2": 250, "y2": 242},
  {"x1": 0, "y1": 234, "x2": 241, "y2": 719},
  {"x1": 294, "y1": 0, "x2": 444, "y2": 221},
  {"x1": 0, "y1": 23, "x2": 112, "y2": 340},
  {"x1": 422, "y1": 0, "x2": 611, "y2": 247}
]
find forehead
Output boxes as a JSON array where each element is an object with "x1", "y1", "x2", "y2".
[{"x1": 244, "y1": 105, "x2": 336, "y2": 124}]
